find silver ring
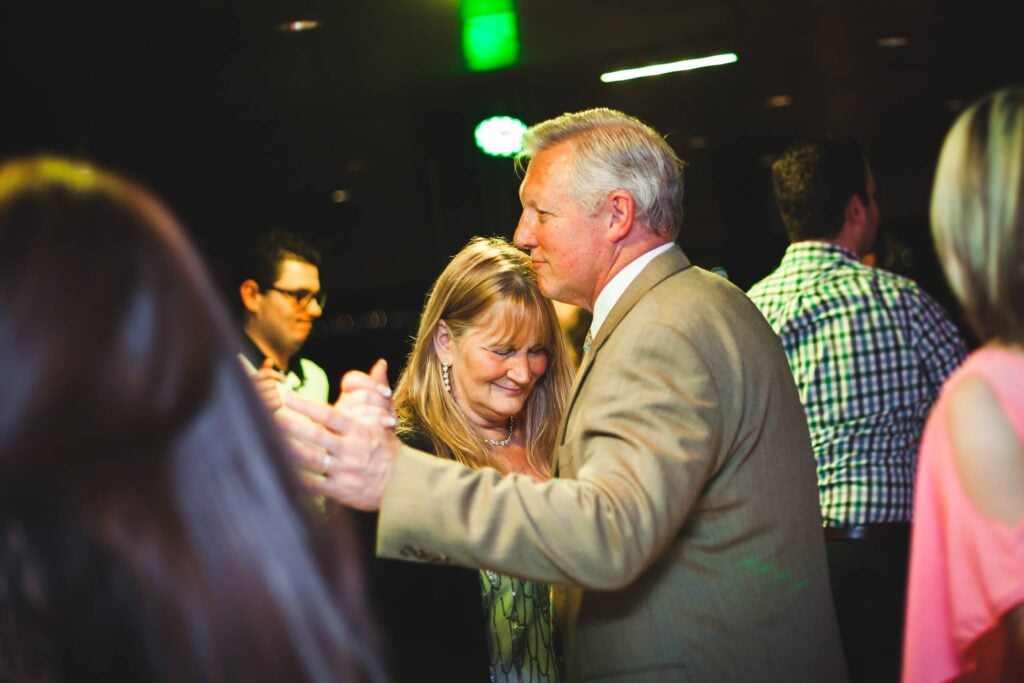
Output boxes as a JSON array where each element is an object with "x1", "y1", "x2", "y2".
[{"x1": 321, "y1": 454, "x2": 332, "y2": 476}]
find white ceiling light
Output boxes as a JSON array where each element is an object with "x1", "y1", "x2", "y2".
[
  {"x1": 276, "y1": 20, "x2": 321, "y2": 33},
  {"x1": 601, "y1": 53, "x2": 738, "y2": 83}
]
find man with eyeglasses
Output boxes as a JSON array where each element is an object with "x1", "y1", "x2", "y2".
[{"x1": 237, "y1": 229, "x2": 329, "y2": 409}]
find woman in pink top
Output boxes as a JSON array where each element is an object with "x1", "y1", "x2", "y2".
[{"x1": 903, "y1": 87, "x2": 1024, "y2": 682}]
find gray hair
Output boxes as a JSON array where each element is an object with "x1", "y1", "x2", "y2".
[{"x1": 516, "y1": 108, "x2": 685, "y2": 238}]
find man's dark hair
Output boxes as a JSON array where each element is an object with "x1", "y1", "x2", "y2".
[
  {"x1": 771, "y1": 137, "x2": 870, "y2": 242},
  {"x1": 240, "y1": 229, "x2": 322, "y2": 288}
]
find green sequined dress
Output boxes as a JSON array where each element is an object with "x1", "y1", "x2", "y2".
[{"x1": 480, "y1": 569, "x2": 562, "y2": 683}]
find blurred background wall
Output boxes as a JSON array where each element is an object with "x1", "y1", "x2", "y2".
[{"x1": 3, "y1": 0, "x2": 1019, "y2": 382}]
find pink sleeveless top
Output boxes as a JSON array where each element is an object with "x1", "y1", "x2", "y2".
[{"x1": 903, "y1": 347, "x2": 1024, "y2": 682}]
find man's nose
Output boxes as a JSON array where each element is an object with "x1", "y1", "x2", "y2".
[
  {"x1": 513, "y1": 214, "x2": 534, "y2": 249},
  {"x1": 307, "y1": 299, "x2": 323, "y2": 318}
]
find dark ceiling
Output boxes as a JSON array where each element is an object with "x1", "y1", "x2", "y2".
[{"x1": 2, "y1": 0, "x2": 1020, "y2": 372}]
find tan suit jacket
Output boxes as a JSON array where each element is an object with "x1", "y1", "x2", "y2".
[{"x1": 378, "y1": 247, "x2": 847, "y2": 682}]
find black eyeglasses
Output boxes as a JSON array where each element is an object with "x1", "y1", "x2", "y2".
[{"x1": 265, "y1": 286, "x2": 327, "y2": 309}]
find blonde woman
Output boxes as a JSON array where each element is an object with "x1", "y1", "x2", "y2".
[
  {"x1": 903, "y1": 87, "x2": 1024, "y2": 681},
  {"x1": 369, "y1": 236, "x2": 573, "y2": 682}
]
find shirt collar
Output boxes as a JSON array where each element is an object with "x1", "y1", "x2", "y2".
[
  {"x1": 240, "y1": 332, "x2": 306, "y2": 383},
  {"x1": 589, "y1": 242, "x2": 675, "y2": 340},
  {"x1": 784, "y1": 240, "x2": 860, "y2": 263}
]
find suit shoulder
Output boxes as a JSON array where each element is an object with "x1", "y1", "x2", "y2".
[
  {"x1": 648, "y1": 266, "x2": 766, "y2": 322},
  {"x1": 628, "y1": 266, "x2": 781, "y2": 355},
  {"x1": 657, "y1": 264, "x2": 746, "y2": 299}
]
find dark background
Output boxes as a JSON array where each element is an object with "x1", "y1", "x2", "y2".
[{"x1": 3, "y1": 0, "x2": 1020, "y2": 382}]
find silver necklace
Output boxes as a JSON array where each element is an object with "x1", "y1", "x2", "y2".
[{"x1": 484, "y1": 416, "x2": 515, "y2": 447}]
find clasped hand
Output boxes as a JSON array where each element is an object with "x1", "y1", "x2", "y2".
[
  {"x1": 279, "y1": 359, "x2": 398, "y2": 511},
  {"x1": 252, "y1": 358, "x2": 286, "y2": 411}
]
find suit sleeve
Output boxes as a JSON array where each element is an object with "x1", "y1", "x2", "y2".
[{"x1": 376, "y1": 320, "x2": 723, "y2": 590}]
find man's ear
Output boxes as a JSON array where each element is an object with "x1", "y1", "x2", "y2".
[
  {"x1": 845, "y1": 193, "x2": 867, "y2": 227},
  {"x1": 606, "y1": 190, "x2": 636, "y2": 243},
  {"x1": 240, "y1": 279, "x2": 262, "y2": 314},
  {"x1": 432, "y1": 320, "x2": 453, "y2": 362},
  {"x1": 838, "y1": 193, "x2": 869, "y2": 248}
]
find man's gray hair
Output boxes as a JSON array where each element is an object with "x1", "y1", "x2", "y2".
[{"x1": 516, "y1": 108, "x2": 684, "y2": 238}]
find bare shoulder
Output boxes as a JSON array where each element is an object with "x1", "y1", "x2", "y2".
[{"x1": 947, "y1": 374, "x2": 1024, "y2": 525}]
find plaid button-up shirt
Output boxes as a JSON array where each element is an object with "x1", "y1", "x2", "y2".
[{"x1": 748, "y1": 241, "x2": 966, "y2": 526}]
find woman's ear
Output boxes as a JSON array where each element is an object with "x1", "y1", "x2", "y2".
[{"x1": 433, "y1": 320, "x2": 453, "y2": 362}]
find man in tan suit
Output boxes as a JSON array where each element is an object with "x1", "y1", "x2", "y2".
[{"x1": 285, "y1": 109, "x2": 847, "y2": 682}]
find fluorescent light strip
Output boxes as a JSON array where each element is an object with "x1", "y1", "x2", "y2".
[{"x1": 601, "y1": 52, "x2": 738, "y2": 83}]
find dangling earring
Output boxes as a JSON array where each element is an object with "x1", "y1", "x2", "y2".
[{"x1": 441, "y1": 362, "x2": 451, "y2": 392}]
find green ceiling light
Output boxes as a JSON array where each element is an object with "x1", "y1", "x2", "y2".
[
  {"x1": 600, "y1": 52, "x2": 738, "y2": 83},
  {"x1": 474, "y1": 116, "x2": 527, "y2": 157},
  {"x1": 461, "y1": 0, "x2": 520, "y2": 72}
]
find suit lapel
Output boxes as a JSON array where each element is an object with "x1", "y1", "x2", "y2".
[{"x1": 556, "y1": 246, "x2": 692, "y2": 449}]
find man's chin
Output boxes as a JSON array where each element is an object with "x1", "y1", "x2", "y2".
[{"x1": 539, "y1": 285, "x2": 574, "y2": 307}]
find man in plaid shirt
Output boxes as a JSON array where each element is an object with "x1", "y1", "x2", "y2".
[{"x1": 748, "y1": 137, "x2": 966, "y2": 682}]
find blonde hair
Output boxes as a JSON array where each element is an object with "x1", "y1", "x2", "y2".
[
  {"x1": 931, "y1": 87, "x2": 1024, "y2": 343},
  {"x1": 394, "y1": 236, "x2": 574, "y2": 474}
]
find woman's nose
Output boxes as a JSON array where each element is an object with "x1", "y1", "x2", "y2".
[{"x1": 506, "y1": 355, "x2": 530, "y2": 383}]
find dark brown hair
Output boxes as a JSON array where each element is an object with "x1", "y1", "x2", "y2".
[
  {"x1": 772, "y1": 137, "x2": 870, "y2": 242},
  {"x1": 0, "y1": 157, "x2": 383, "y2": 681}
]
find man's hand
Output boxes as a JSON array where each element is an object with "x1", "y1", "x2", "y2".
[
  {"x1": 252, "y1": 358, "x2": 286, "y2": 411},
  {"x1": 280, "y1": 359, "x2": 398, "y2": 511}
]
